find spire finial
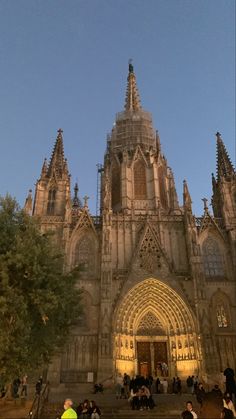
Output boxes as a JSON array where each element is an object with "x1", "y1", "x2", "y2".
[
  {"x1": 124, "y1": 61, "x2": 141, "y2": 111},
  {"x1": 83, "y1": 195, "x2": 89, "y2": 208},
  {"x1": 202, "y1": 197, "x2": 208, "y2": 212},
  {"x1": 72, "y1": 182, "x2": 81, "y2": 208},
  {"x1": 128, "y1": 58, "x2": 134, "y2": 74}
]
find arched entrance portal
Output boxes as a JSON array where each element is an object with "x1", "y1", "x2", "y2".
[{"x1": 114, "y1": 278, "x2": 201, "y2": 378}]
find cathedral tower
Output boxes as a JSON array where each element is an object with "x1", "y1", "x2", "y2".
[
  {"x1": 32, "y1": 129, "x2": 71, "y2": 243},
  {"x1": 102, "y1": 62, "x2": 179, "y2": 215}
]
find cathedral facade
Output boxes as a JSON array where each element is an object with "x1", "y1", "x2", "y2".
[{"x1": 25, "y1": 64, "x2": 236, "y2": 386}]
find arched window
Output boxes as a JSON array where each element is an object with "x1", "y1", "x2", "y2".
[
  {"x1": 112, "y1": 163, "x2": 121, "y2": 209},
  {"x1": 202, "y1": 238, "x2": 225, "y2": 280},
  {"x1": 74, "y1": 236, "x2": 95, "y2": 273},
  {"x1": 216, "y1": 303, "x2": 228, "y2": 328},
  {"x1": 134, "y1": 160, "x2": 147, "y2": 199},
  {"x1": 47, "y1": 189, "x2": 56, "y2": 215}
]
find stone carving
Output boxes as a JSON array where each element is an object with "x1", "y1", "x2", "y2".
[
  {"x1": 137, "y1": 311, "x2": 165, "y2": 336},
  {"x1": 139, "y1": 226, "x2": 162, "y2": 272},
  {"x1": 103, "y1": 228, "x2": 111, "y2": 255}
]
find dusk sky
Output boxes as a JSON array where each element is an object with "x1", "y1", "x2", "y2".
[{"x1": 0, "y1": 0, "x2": 235, "y2": 215}]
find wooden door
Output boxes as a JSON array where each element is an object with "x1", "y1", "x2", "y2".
[
  {"x1": 137, "y1": 341, "x2": 151, "y2": 376},
  {"x1": 154, "y1": 342, "x2": 168, "y2": 376}
]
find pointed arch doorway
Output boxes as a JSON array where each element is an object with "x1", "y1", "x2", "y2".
[
  {"x1": 113, "y1": 278, "x2": 201, "y2": 378},
  {"x1": 136, "y1": 311, "x2": 169, "y2": 377}
]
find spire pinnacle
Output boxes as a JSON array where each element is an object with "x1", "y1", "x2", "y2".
[
  {"x1": 40, "y1": 158, "x2": 48, "y2": 178},
  {"x1": 47, "y1": 129, "x2": 67, "y2": 178},
  {"x1": 124, "y1": 60, "x2": 141, "y2": 111},
  {"x1": 183, "y1": 179, "x2": 192, "y2": 211},
  {"x1": 24, "y1": 189, "x2": 33, "y2": 215},
  {"x1": 216, "y1": 132, "x2": 235, "y2": 180}
]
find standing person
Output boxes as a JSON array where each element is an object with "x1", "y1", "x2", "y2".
[
  {"x1": 187, "y1": 376, "x2": 194, "y2": 394},
  {"x1": 35, "y1": 379, "x2": 42, "y2": 395},
  {"x1": 12, "y1": 378, "x2": 21, "y2": 399},
  {"x1": 115, "y1": 373, "x2": 123, "y2": 399},
  {"x1": 156, "y1": 377, "x2": 160, "y2": 394},
  {"x1": 224, "y1": 368, "x2": 236, "y2": 400},
  {"x1": 21, "y1": 375, "x2": 28, "y2": 397},
  {"x1": 162, "y1": 378, "x2": 168, "y2": 394},
  {"x1": 195, "y1": 383, "x2": 205, "y2": 407},
  {"x1": 194, "y1": 376, "x2": 199, "y2": 393},
  {"x1": 177, "y1": 377, "x2": 182, "y2": 395},
  {"x1": 186, "y1": 401, "x2": 198, "y2": 419},
  {"x1": 61, "y1": 399, "x2": 77, "y2": 419},
  {"x1": 123, "y1": 373, "x2": 130, "y2": 399}
]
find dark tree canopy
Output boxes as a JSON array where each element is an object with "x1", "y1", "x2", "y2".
[{"x1": 0, "y1": 195, "x2": 82, "y2": 381}]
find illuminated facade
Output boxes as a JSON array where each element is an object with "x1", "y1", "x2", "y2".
[{"x1": 25, "y1": 64, "x2": 236, "y2": 385}]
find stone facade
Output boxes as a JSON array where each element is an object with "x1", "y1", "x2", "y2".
[{"x1": 25, "y1": 64, "x2": 236, "y2": 386}]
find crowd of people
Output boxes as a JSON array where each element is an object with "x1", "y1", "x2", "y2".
[
  {"x1": 0, "y1": 374, "x2": 44, "y2": 399},
  {"x1": 61, "y1": 399, "x2": 101, "y2": 419},
  {"x1": 181, "y1": 390, "x2": 236, "y2": 419}
]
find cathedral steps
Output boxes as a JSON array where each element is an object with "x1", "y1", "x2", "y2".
[{"x1": 40, "y1": 394, "x2": 199, "y2": 418}]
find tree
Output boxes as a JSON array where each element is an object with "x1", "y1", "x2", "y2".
[{"x1": 0, "y1": 195, "x2": 81, "y2": 382}]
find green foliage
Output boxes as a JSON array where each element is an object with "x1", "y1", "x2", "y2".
[{"x1": 0, "y1": 195, "x2": 82, "y2": 381}]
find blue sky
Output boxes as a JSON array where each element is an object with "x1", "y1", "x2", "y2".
[{"x1": 0, "y1": 0, "x2": 235, "y2": 215}]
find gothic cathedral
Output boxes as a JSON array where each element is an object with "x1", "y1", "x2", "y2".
[{"x1": 25, "y1": 64, "x2": 236, "y2": 386}]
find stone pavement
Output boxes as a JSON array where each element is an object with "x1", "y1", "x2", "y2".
[{"x1": 0, "y1": 399, "x2": 32, "y2": 419}]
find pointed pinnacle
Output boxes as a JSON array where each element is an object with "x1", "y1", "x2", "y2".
[
  {"x1": 124, "y1": 62, "x2": 141, "y2": 111},
  {"x1": 215, "y1": 132, "x2": 235, "y2": 180},
  {"x1": 47, "y1": 129, "x2": 66, "y2": 178}
]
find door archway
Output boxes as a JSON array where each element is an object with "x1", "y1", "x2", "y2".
[{"x1": 113, "y1": 278, "x2": 201, "y2": 378}]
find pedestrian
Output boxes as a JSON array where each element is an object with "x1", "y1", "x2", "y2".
[
  {"x1": 21, "y1": 375, "x2": 28, "y2": 397},
  {"x1": 224, "y1": 367, "x2": 236, "y2": 400},
  {"x1": 115, "y1": 373, "x2": 123, "y2": 399},
  {"x1": 187, "y1": 376, "x2": 194, "y2": 394},
  {"x1": 177, "y1": 377, "x2": 182, "y2": 395},
  {"x1": 185, "y1": 401, "x2": 197, "y2": 419},
  {"x1": 61, "y1": 399, "x2": 77, "y2": 419},
  {"x1": 195, "y1": 383, "x2": 205, "y2": 407},
  {"x1": 162, "y1": 378, "x2": 168, "y2": 394},
  {"x1": 156, "y1": 377, "x2": 160, "y2": 394},
  {"x1": 123, "y1": 373, "x2": 130, "y2": 398},
  {"x1": 35, "y1": 380, "x2": 42, "y2": 395}
]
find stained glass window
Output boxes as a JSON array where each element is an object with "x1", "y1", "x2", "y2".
[
  {"x1": 202, "y1": 238, "x2": 225, "y2": 279},
  {"x1": 74, "y1": 237, "x2": 94, "y2": 272},
  {"x1": 216, "y1": 304, "x2": 228, "y2": 328}
]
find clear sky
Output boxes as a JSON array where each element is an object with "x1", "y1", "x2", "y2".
[{"x1": 0, "y1": 0, "x2": 235, "y2": 215}]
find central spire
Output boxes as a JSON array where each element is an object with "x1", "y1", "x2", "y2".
[{"x1": 124, "y1": 61, "x2": 141, "y2": 111}]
